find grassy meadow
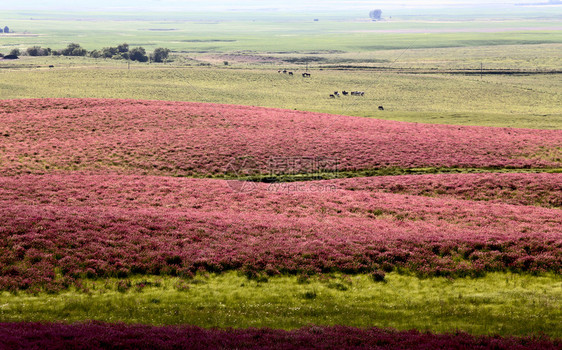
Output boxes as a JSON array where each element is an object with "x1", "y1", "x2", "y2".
[
  {"x1": 0, "y1": 58, "x2": 561, "y2": 129},
  {"x1": 1, "y1": 273, "x2": 561, "y2": 337},
  {"x1": 1, "y1": 7, "x2": 561, "y2": 343}
]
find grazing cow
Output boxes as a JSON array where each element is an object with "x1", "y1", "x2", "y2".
[
  {"x1": 342, "y1": 90, "x2": 348, "y2": 95},
  {"x1": 288, "y1": 71, "x2": 294, "y2": 76},
  {"x1": 378, "y1": 106, "x2": 384, "y2": 111},
  {"x1": 49, "y1": 65, "x2": 54, "y2": 68},
  {"x1": 329, "y1": 94, "x2": 335, "y2": 98},
  {"x1": 283, "y1": 69, "x2": 287, "y2": 74},
  {"x1": 302, "y1": 72, "x2": 311, "y2": 77},
  {"x1": 351, "y1": 91, "x2": 364, "y2": 96},
  {"x1": 278, "y1": 70, "x2": 281, "y2": 73},
  {"x1": 334, "y1": 91, "x2": 341, "y2": 96}
]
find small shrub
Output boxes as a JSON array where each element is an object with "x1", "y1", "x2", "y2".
[
  {"x1": 327, "y1": 282, "x2": 348, "y2": 291},
  {"x1": 241, "y1": 268, "x2": 269, "y2": 283},
  {"x1": 174, "y1": 281, "x2": 190, "y2": 292},
  {"x1": 134, "y1": 280, "x2": 155, "y2": 292},
  {"x1": 116, "y1": 280, "x2": 131, "y2": 293},
  {"x1": 371, "y1": 270, "x2": 386, "y2": 282},
  {"x1": 189, "y1": 279, "x2": 207, "y2": 285},
  {"x1": 382, "y1": 263, "x2": 394, "y2": 273},
  {"x1": 302, "y1": 290, "x2": 317, "y2": 299},
  {"x1": 297, "y1": 274, "x2": 311, "y2": 284}
]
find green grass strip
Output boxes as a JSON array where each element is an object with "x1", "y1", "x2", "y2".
[
  {"x1": 194, "y1": 167, "x2": 562, "y2": 182},
  {"x1": 1, "y1": 272, "x2": 560, "y2": 337}
]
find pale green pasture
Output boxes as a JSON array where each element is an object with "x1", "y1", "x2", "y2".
[
  {"x1": 0, "y1": 59, "x2": 560, "y2": 129},
  {"x1": 313, "y1": 44, "x2": 562, "y2": 70}
]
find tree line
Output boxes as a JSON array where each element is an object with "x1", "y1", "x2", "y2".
[{"x1": 4, "y1": 43, "x2": 171, "y2": 62}]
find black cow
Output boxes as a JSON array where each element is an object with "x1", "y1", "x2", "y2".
[{"x1": 378, "y1": 106, "x2": 384, "y2": 111}]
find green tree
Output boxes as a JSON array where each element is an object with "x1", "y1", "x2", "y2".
[
  {"x1": 3, "y1": 26, "x2": 9, "y2": 33},
  {"x1": 61, "y1": 43, "x2": 87, "y2": 56},
  {"x1": 117, "y1": 43, "x2": 129, "y2": 53},
  {"x1": 112, "y1": 52, "x2": 130, "y2": 60},
  {"x1": 118, "y1": 52, "x2": 130, "y2": 60},
  {"x1": 9, "y1": 48, "x2": 20, "y2": 56},
  {"x1": 151, "y1": 47, "x2": 170, "y2": 63},
  {"x1": 26, "y1": 46, "x2": 50, "y2": 56},
  {"x1": 89, "y1": 50, "x2": 102, "y2": 58},
  {"x1": 369, "y1": 9, "x2": 382, "y2": 21},
  {"x1": 129, "y1": 47, "x2": 148, "y2": 62},
  {"x1": 101, "y1": 47, "x2": 118, "y2": 58}
]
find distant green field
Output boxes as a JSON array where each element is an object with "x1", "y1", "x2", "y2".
[{"x1": 1, "y1": 10, "x2": 561, "y2": 55}]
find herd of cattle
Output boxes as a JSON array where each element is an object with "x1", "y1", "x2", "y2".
[
  {"x1": 278, "y1": 69, "x2": 310, "y2": 77},
  {"x1": 277, "y1": 69, "x2": 383, "y2": 110},
  {"x1": 331, "y1": 91, "x2": 384, "y2": 110},
  {"x1": 329, "y1": 90, "x2": 364, "y2": 98}
]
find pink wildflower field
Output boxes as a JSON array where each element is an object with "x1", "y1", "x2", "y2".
[
  {"x1": 1, "y1": 322, "x2": 560, "y2": 350},
  {"x1": 1, "y1": 173, "x2": 560, "y2": 291},
  {"x1": 1, "y1": 99, "x2": 561, "y2": 347},
  {"x1": 0, "y1": 98, "x2": 560, "y2": 176},
  {"x1": 0, "y1": 99, "x2": 561, "y2": 292}
]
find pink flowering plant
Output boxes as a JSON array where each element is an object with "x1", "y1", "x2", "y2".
[
  {"x1": 0, "y1": 99, "x2": 560, "y2": 177},
  {"x1": 0, "y1": 174, "x2": 560, "y2": 291}
]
